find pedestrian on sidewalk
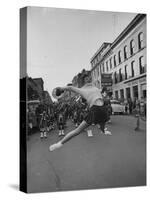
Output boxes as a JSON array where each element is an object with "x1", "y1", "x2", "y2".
[{"x1": 49, "y1": 75, "x2": 112, "y2": 152}]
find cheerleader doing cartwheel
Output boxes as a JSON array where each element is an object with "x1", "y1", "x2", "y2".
[{"x1": 50, "y1": 75, "x2": 111, "y2": 151}]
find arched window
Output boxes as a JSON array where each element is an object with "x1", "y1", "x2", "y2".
[
  {"x1": 114, "y1": 55, "x2": 116, "y2": 67},
  {"x1": 138, "y1": 32, "x2": 144, "y2": 49},
  {"x1": 106, "y1": 61, "x2": 109, "y2": 72},
  {"x1": 124, "y1": 65, "x2": 128, "y2": 80},
  {"x1": 124, "y1": 45, "x2": 128, "y2": 60},
  {"x1": 119, "y1": 68, "x2": 122, "y2": 82},
  {"x1": 114, "y1": 71, "x2": 117, "y2": 84},
  {"x1": 139, "y1": 56, "x2": 145, "y2": 74},
  {"x1": 130, "y1": 40, "x2": 135, "y2": 56},
  {"x1": 118, "y1": 50, "x2": 122, "y2": 63},
  {"x1": 131, "y1": 61, "x2": 135, "y2": 77},
  {"x1": 109, "y1": 57, "x2": 112, "y2": 69}
]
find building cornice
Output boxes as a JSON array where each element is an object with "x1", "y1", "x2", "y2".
[
  {"x1": 90, "y1": 14, "x2": 146, "y2": 68},
  {"x1": 90, "y1": 42, "x2": 111, "y2": 63},
  {"x1": 110, "y1": 14, "x2": 146, "y2": 50}
]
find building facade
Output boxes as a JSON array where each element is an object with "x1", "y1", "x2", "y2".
[
  {"x1": 91, "y1": 14, "x2": 146, "y2": 101},
  {"x1": 90, "y1": 43, "x2": 112, "y2": 89},
  {"x1": 27, "y1": 77, "x2": 52, "y2": 104},
  {"x1": 72, "y1": 69, "x2": 91, "y2": 88}
]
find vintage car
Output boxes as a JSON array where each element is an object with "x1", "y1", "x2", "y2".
[{"x1": 110, "y1": 100, "x2": 125, "y2": 114}]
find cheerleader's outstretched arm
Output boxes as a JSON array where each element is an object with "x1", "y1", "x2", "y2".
[{"x1": 61, "y1": 86, "x2": 84, "y2": 97}]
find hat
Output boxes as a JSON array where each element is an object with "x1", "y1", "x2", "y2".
[{"x1": 52, "y1": 87, "x2": 64, "y2": 100}]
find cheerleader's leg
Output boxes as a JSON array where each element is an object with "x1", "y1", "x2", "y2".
[{"x1": 49, "y1": 120, "x2": 89, "y2": 151}]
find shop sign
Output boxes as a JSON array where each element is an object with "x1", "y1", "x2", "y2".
[{"x1": 101, "y1": 73, "x2": 112, "y2": 86}]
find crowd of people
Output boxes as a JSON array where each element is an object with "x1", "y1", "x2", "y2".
[
  {"x1": 27, "y1": 89, "x2": 146, "y2": 141},
  {"x1": 120, "y1": 97, "x2": 146, "y2": 116},
  {"x1": 27, "y1": 97, "x2": 89, "y2": 139},
  {"x1": 27, "y1": 90, "x2": 112, "y2": 139}
]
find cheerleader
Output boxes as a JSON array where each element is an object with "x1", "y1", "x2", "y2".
[{"x1": 50, "y1": 75, "x2": 111, "y2": 151}]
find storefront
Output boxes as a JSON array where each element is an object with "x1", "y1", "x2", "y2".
[
  {"x1": 140, "y1": 82, "x2": 146, "y2": 98},
  {"x1": 133, "y1": 85, "x2": 138, "y2": 99},
  {"x1": 124, "y1": 75, "x2": 146, "y2": 100},
  {"x1": 126, "y1": 87, "x2": 131, "y2": 99}
]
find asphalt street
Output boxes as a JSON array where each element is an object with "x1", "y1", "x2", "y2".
[{"x1": 27, "y1": 115, "x2": 146, "y2": 193}]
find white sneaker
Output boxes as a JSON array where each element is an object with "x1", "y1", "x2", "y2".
[
  {"x1": 104, "y1": 130, "x2": 112, "y2": 135},
  {"x1": 40, "y1": 132, "x2": 43, "y2": 138},
  {"x1": 87, "y1": 130, "x2": 93, "y2": 137},
  {"x1": 44, "y1": 132, "x2": 47, "y2": 138},
  {"x1": 58, "y1": 131, "x2": 61, "y2": 136},
  {"x1": 61, "y1": 130, "x2": 65, "y2": 135},
  {"x1": 49, "y1": 142, "x2": 63, "y2": 151}
]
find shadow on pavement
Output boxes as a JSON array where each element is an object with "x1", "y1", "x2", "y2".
[{"x1": 9, "y1": 184, "x2": 19, "y2": 191}]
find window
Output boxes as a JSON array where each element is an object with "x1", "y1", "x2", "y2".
[
  {"x1": 130, "y1": 40, "x2": 135, "y2": 56},
  {"x1": 118, "y1": 51, "x2": 122, "y2": 64},
  {"x1": 114, "y1": 71, "x2": 118, "y2": 84},
  {"x1": 106, "y1": 61, "x2": 109, "y2": 72},
  {"x1": 110, "y1": 58, "x2": 112, "y2": 69},
  {"x1": 102, "y1": 63, "x2": 105, "y2": 73},
  {"x1": 97, "y1": 67, "x2": 99, "y2": 76},
  {"x1": 138, "y1": 32, "x2": 144, "y2": 49},
  {"x1": 133, "y1": 85, "x2": 138, "y2": 99},
  {"x1": 124, "y1": 65, "x2": 128, "y2": 80},
  {"x1": 120, "y1": 89, "x2": 124, "y2": 99},
  {"x1": 126, "y1": 88, "x2": 131, "y2": 99},
  {"x1": 114, "y1": 55, "x2": 117, "y2": 67},
  {"x1": 115, "y1": 91, "x2": 119, "y2": 100},
  {"x1": 131, "y1": 61, "x2": 135, "y2": 77},
  {"x1": 124, "y1": 45, "x2": 128, "y2": 60},
  {"x1": 119, "y1": 68, "x2": 122, "y2": 82},
  {"x1": 139, "y1": 56, "x2": 145, "y2": 74}
]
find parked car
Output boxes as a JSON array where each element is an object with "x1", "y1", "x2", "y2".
[{"x1": 110, "y1": 100, "x2": 125, "y2": 115}]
